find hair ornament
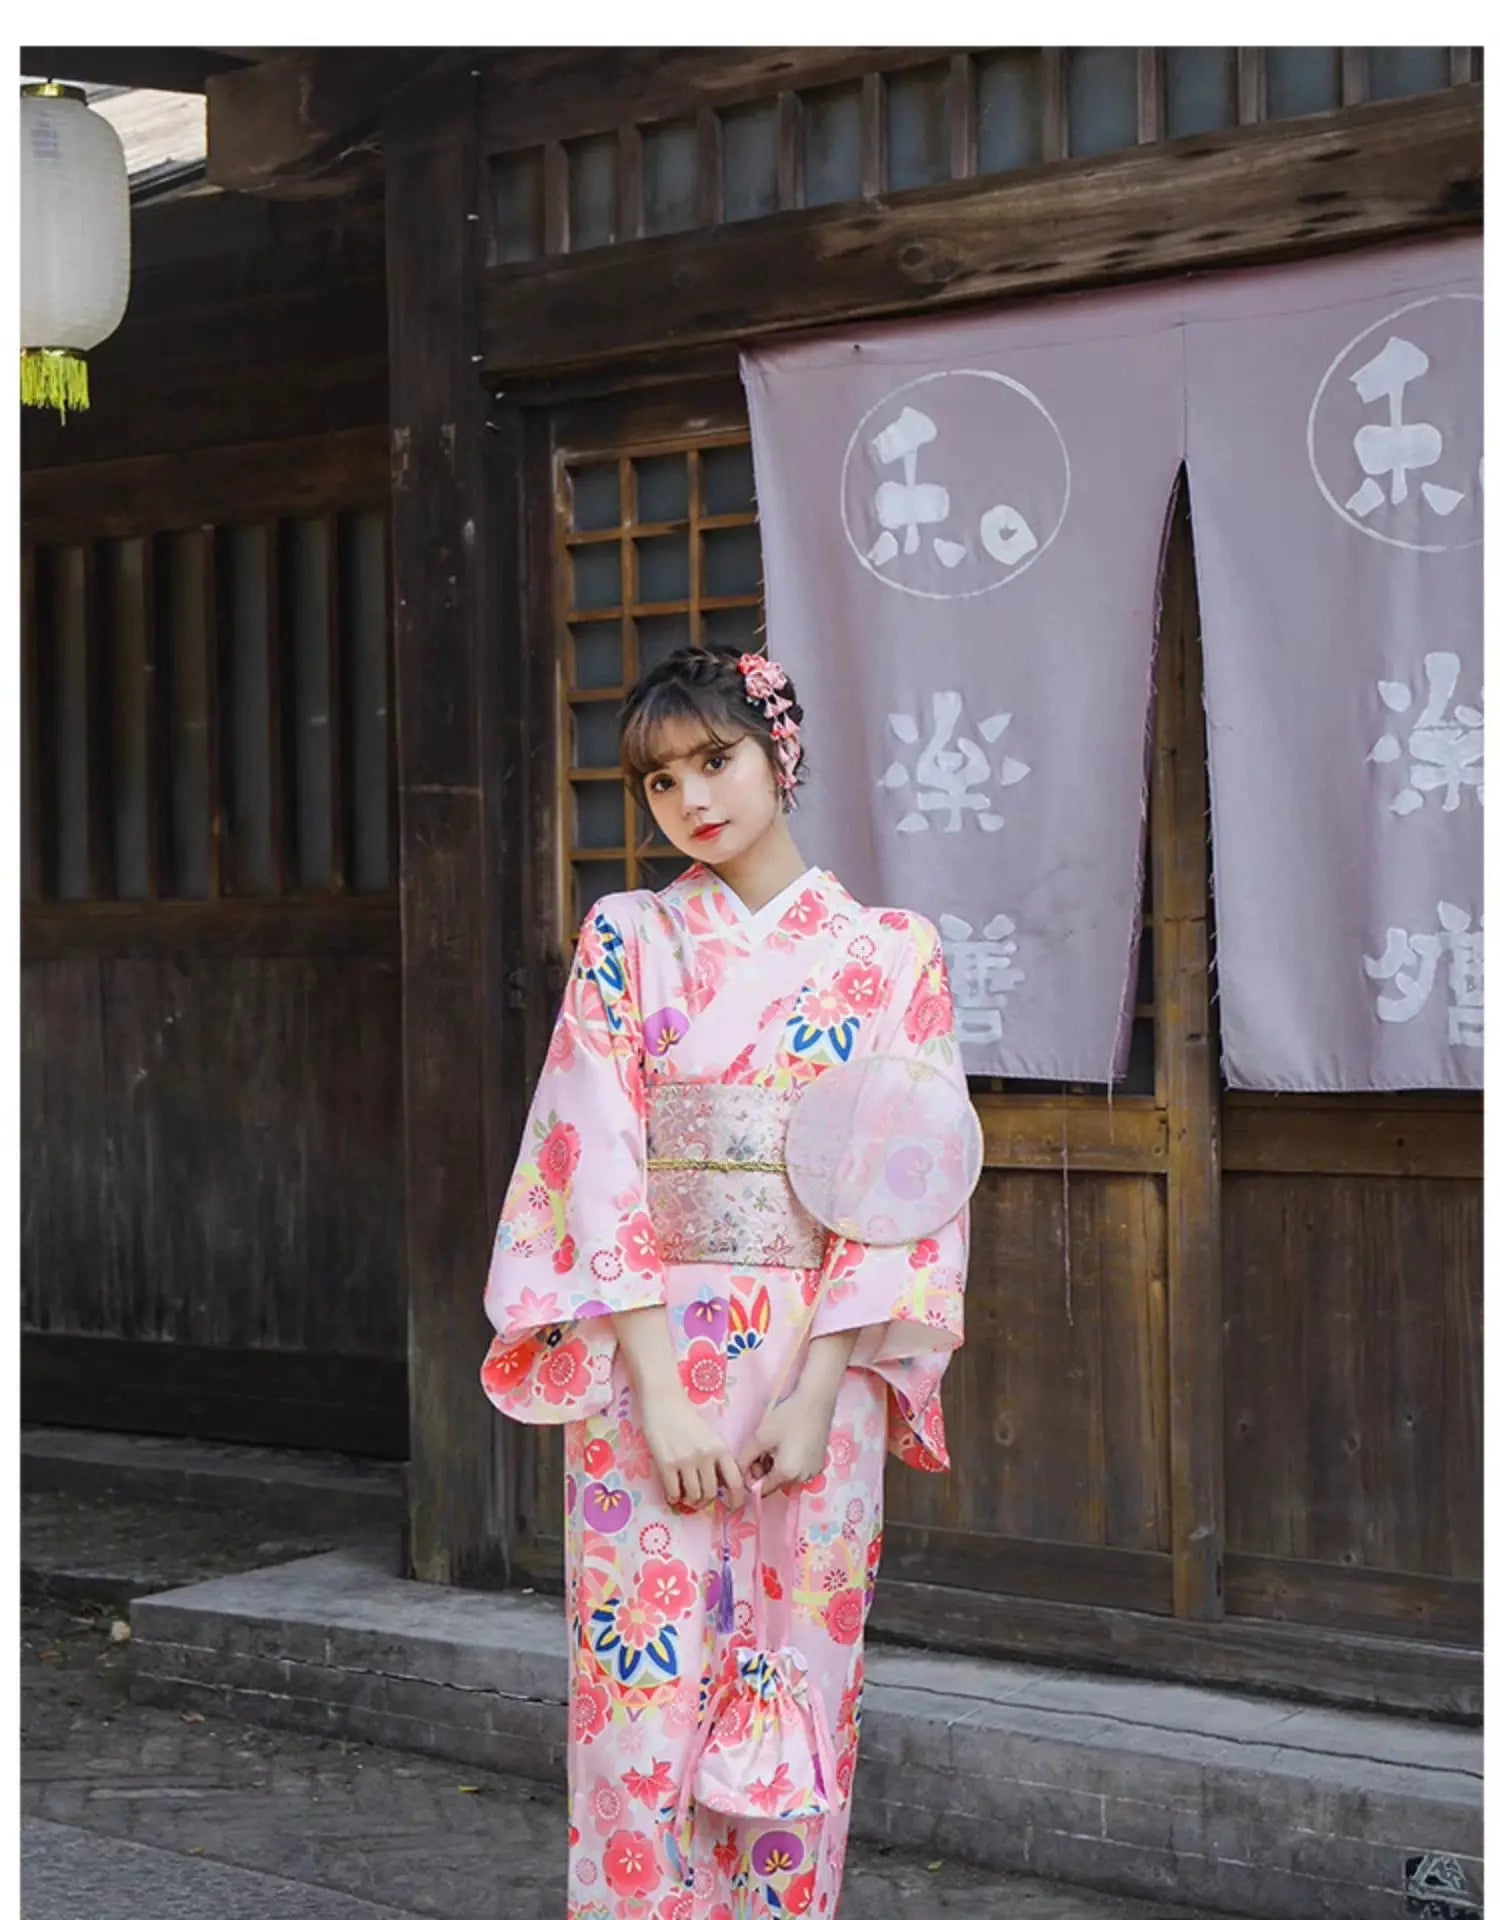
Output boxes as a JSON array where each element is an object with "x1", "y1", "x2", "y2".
[{"x1": 736, "y1": 650, "x2": 803, "y2": 809}]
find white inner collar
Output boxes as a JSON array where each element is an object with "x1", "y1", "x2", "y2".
[{"x1": 723, "y1": 866, "x2": 824, "y2": 933}]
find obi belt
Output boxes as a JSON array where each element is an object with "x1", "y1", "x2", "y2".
[{"x1": 645, "y1": 1082, "x2": 828, "y2": 1269}]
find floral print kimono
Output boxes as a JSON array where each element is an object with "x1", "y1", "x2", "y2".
[{"x1": 481, "y1": 864, "x2": 968, "y2": 1919}]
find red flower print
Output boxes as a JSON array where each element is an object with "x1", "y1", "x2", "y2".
[
  {"x1": 602, "y1": 1830, "x2": 661, "y2": 1898},
  {"x1": 553, "y1": 1235, "x2": 577, "y2": 1275},
  {"x1": 480, "y1": 1336, "x2": 533, "y2": 1394},
  {"x1": 636, "y1": 1556, "x2": 697, "y2": 1622},
  {"x1": 723, "y1": 1041, "x2": 759, "y2": 1084},
  {"x1": 836, "y1": 1747, "x2": 857, "y2": 1800},
  {"x1": 712, "y1": 1837, "x2": 740, "y2": 1880},
  {"x1": 784, "y1": 892, "x2": 828, "y2": 936},
  {"x1": 824, "y1": 1240, "x2": 865, "y2": 1287},
  {"x1": 784, "y1": 1868, "x2": 817, "y2": 1914},
  {"x1": 591, "y1": 1246, "x2": 623, "y2": 1284},
  {"x1": 537, "y1": 1337, "x2": 590, "y2": 1406},
  {"x1": 904, "y1": 981, "x2": 953, "y2": 1045},
  {"x1": 761, "y1": 1565, "x2": 783, "y2": 1602},
  {"x1": 582, "y1": 1436, "x2": 615, "y2": 1477},
  {"x1": 622, "y1": 1757, "x2": 674, "y2": 1806},
  {"x1": 588, "y1": 1780, "x2": 628, "y2": 1832},
  {"x1": 616, "y1": 1417, "x2": 653, "y2": 1481},
  {"x1": 828, "y1": 1429, "x2": 857, "y2": 1478},
  {"x1": 572, "y1": 1677, "x2": 610, "y2": 1744},
  {"x1": 620, "y1": 1212, "x2": 659, "y2": 1274},
  {"x1": 834, "y1": 962, "x2": 884, "y2": 1013},
  {"x1": 908, "y1": 1237, "x2": 940, "y2": 1270},
  {"x1": 826, "y1": 1587, "x2": 864, "y2": 1646},
  {"x1": 658, "y1": 1895, "x2": 694, "y2": 1920},
  {"x1": 681, "y1": 1340, "x2": 727, "y2": 1405},
  {"x1": 538, "y1": 1121, "x2": 581, "y2": 1191},
  {"x1": 546, "y1": 1019, "x2": 575, "y2": 1072},
  {"x1": 747, "y1": 1764, "x2": 795, "y2": 1814},
  {"x1": 637, "y1": 1520, "x2": 670, "y2": 1555},
  {"x1": 879, "y1": 910, "x2": 910, "y2": 930}
]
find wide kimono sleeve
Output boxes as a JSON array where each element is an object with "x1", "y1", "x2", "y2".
[
  {"x1": 810, "y1": 913, "x2": 969, "y2": 1472},
  {"x1": 479, "y1": 897, "x2": 665, "y2": 1424}
]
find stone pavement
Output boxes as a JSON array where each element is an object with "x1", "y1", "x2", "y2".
[{"x1": 22, "y1": 1596, "x2": 1229, "y2": 1920}]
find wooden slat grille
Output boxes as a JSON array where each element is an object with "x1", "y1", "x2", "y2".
[
  {"x1": 485, "y1": 46, "x2": 1478, "y2": 263},
  {"x1": 23, "y1": 505, "x2": 394, "y2": 906}
]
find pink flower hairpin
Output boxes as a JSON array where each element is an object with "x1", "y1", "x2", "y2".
[{"x1": 736, "y1": 651, "x2": 803, "y2": 808}]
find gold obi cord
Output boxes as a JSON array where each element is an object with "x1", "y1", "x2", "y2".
[{"x1": 645, "y1": 1082, "x2": 828, "y2": 1269}]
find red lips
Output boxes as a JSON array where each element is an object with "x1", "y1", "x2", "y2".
[{"x1": 691, "y1": 822, "x2": 726, "y2": 841}]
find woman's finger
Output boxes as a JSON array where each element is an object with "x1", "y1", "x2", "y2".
[
  {"x1": 717, "y1": 1451, "x2": 745, "y2": 1507},
  {"x1": 660, "y1": 1464, "x2": 682, "y2": 1506}
]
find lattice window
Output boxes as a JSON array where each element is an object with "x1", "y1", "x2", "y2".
[
  {"x1": 22, "y1": 512, "x2": 393, "y2": 903},
  {"x1": 491, "y1": 47, "x2": 1479, "y2": 263},
  {"x1": 556, "y1": 434, "x2": 763, "y2": 932},
  {"x1": 552, "y1": 420, "x2": 1159, "y2": 1097}
]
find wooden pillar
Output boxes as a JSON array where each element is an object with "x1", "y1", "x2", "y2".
[
  {"x1": 1154, "y1": 484, "x2": 1225, "y2": 1620},
  {"x1": 384, "y1": 61, "x2": 512, "y2": 1586}
]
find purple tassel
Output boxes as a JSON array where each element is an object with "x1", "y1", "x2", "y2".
[{"x1": 713, "y1": 1507, "x2": 736, "y2": 1635}]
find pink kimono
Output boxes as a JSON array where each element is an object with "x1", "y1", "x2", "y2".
[{"x1": 481, "y1": 865, "x2": 968, "y2": 1919}]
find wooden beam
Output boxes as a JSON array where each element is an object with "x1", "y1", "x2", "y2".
[
  {"x1": 206, "y1": 48, "x2": 447, "y2": 198},
  {"x1": 480, "y1": 87, "x2": 1482, "y2": 377},
  {"x1": 479, "y1": 46, "x2": 963, "y2": 155},
  {"x1": 23, "y1": 428, "x2": 390, "y2": 546},
  {"x1": 21, "y1": 46, "x2": 254, "y2": 93},
  {"x1": 1222, "y1": 1099, "x2": 1481, "y2": 1178},
  {"x1": 1155, "y1": 488, "x2": 1225, "y2": 1624},
  {"x1": 21, "y1": 897, "x2": 399, "y2": 961},
  {"x1": 385, "y1": 65, "x2": 512, "y2": 1589},
  {"x1": 869, "y1": 1577, "x2": 1480, "y2": 1720},
  {"x1": 974, "y1": 1098, "x2": 1167, "y2": 1173}
]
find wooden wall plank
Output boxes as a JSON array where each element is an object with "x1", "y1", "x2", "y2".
[
  {"x1": 23, "y1": 1333, "x2": 407, "y2": 1458},
  {"x1": 22, "y1": 898, "x2": 399, "y2": 960},
  {"x1": 1224, "y1": 1175, "x2": 1482, "y2": 1583},
  {"x1": 1155, "y1": 491, "x2": 1224, "y2": 1622},
  {"x1": 1224, "y1": 1100, "x2": 1481, "y2": 1177},
  {"x1": 23, "y1": 428, "x2": 390, "y2": 545},
  {"x1": 479, "y1": 89, "x2": 1481, "y2": 376},
  {"x1": 888, "y1": 1171, "x2": 1170, "y2": 1555},
  {"x1": 22, "y1": 189, "x2": 388, "y2": 471},
  {"x1": 21, "y1": 950, "x2": 405, "y2": 1360}
]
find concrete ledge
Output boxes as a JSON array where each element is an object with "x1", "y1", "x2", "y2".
[
  {"x1": 131, "y1": 1547, "x2": 1483, "y2": 1920},
  {"x1": 22, "y1": 1426, "x2": 405, "y2": 1531}
]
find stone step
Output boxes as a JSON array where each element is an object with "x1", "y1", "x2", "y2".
[
  {"x1": 22, "y1": 1425, "x2": 405, "y2": 1532},
  {"x1": 129, "y1": 1545, "x2": 1482, "y2": 1920}
]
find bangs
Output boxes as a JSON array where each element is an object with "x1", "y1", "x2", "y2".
[{"x1": 619, "y1": 678, "x2": 744, "y2": 786}]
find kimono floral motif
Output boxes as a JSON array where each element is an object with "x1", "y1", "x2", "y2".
[{"x1": 481, "y1": 864, "x2": 967, "y2": 1916}]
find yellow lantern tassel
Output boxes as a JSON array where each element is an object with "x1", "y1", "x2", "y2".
[{"x1": 21, "y1": 348, "x2": 90, "y2": 420}]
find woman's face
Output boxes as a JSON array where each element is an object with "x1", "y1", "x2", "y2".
[{"x1": 641, "y1": 716, "x2": 780, "y2": 866}]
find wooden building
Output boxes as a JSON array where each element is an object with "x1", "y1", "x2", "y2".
[{"x1": 20, "y1": 46, "x2": 1481, "y2": 1722}]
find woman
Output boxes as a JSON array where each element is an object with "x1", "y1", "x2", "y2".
[{"x1": 481, "y1": 644, "x2": 969, "y2": 1917}]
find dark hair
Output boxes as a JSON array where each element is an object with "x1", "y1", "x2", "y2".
[{"x1": 619, "y1": 644, "x2": 806, "y2": 809}]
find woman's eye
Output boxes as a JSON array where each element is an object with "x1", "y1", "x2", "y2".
[
  {"x1": 705, "y1": 754, "x2": 727, "y2": 771},
  {"x1": 649, "y1": 776, "x2": 672, "y2": 795}
]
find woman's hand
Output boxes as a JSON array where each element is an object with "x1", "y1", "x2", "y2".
[
  {"x1": 739, "y1": 1385, "x2": 836, "y2": 1499},
  {"x1": 639, "y1": 1390, "x2": 746, "y2": 1511},
  {"x1": 740, "y1": 1325, "x2": 861, "y2": 1497}
]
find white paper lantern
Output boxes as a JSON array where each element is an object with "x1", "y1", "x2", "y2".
[{"x1": 20, "y1": 82, "x2": 131, "y2": 419}]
